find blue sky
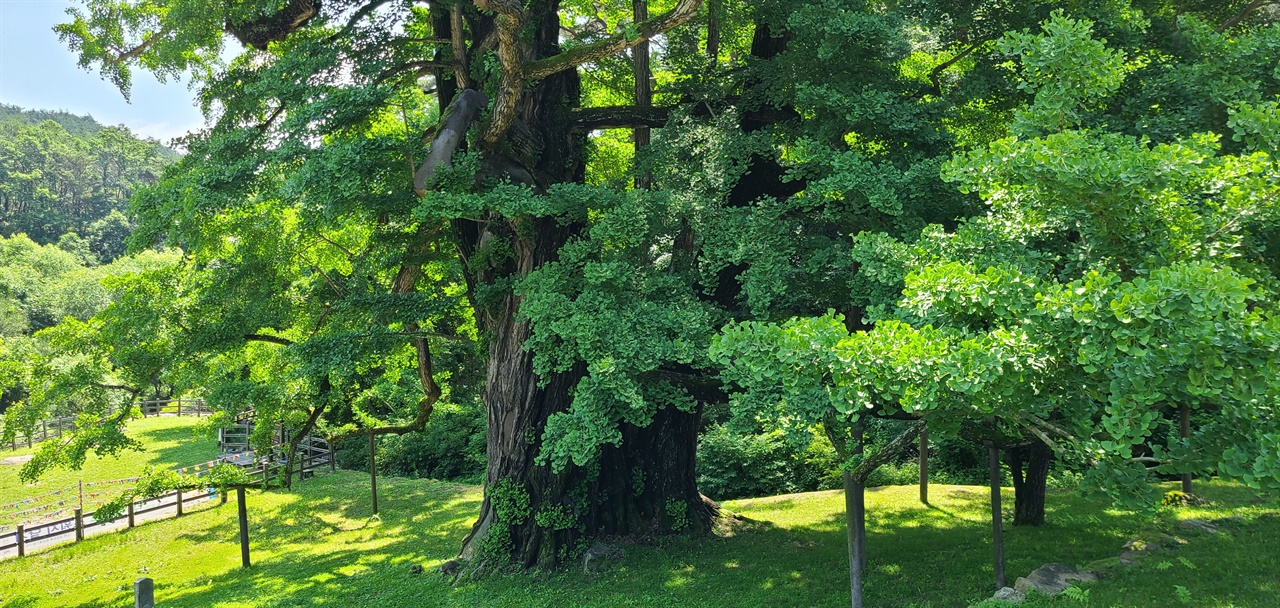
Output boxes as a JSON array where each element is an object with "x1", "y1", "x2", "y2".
[{"x1": 0, "y1": 0, "x2": 206, "y2": 143}]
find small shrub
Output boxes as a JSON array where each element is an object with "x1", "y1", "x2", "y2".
[
  {"x1": 697, "y1": 426, "x2": 843, "y2": 500},
  {"x1": 1162, "y1": 490, "x2": 1208, "y2": 507},
  {"x1": 334, "y1": 401, "x2": 485, "y2": 482}
]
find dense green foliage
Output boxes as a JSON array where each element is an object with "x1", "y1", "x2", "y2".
[
  {"x1": 0, "y1": 105, "x2": 173, "y2": 261},
  {"x1": 712, "y1": 9, "x2": 1280, "y2": 508},
  {"x1": 10, "y1": 0, "x2": 1280, "y2": 579}
]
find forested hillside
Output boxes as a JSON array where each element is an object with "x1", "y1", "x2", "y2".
[{"x1": 0, "y1": 105, "x2": 177, "y2": 262}]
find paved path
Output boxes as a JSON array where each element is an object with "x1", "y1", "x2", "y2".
[{"x1": 0, "y1": 492, "x2": 223, "y2": 559}]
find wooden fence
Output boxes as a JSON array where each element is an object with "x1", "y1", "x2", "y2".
[
  {"x1": 0, "y1": 488, "x2": 222, "y2": 558},
  {"x1": 6, "y1": 398, "x2": 212, "y2": 452},
  {"x1": 0, "y1": 445, "x2": 333, "y2": 560}
]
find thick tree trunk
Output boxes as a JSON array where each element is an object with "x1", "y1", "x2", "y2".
[
  {"x1": 1005, "y1": 439, "x2": 1052, "y2": 527},
  {"x1": 458, "y1": 295, "x2": 712, "y2": 566},
  {"x1": 450, "y1": 2, "x2": 711, "y2": 568}
]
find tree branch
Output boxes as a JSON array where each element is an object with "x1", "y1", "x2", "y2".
[
  {"x1": 328, "y1": 0, "x2": 395, "y2": 42},
  {"x1": 315, "y1": 232, "x2": 356, "y2": 260},
  {"x1": 414, "y1": 89, "x2": 490, "y2": 194},
  {"x1": 569, "y1": 106, "x2": 671, "y2": 131},
  {"x1": 524, "y1": 0, "x2": 703, "y2": 81},
  {"x1": 377, "y1": 60, "x2": 455, "y2": 84},
  {"x1": 848, "y1": 421, "x2": 925, "y2": 485},
  {"x1": 451, "y1": 2, "x2": 471, "y2": 89},
  {"x1": 640, "y1": 367, "x2": 728, "y2": 403},
  {"x1": 244, "y1": 333, "x2": 294, "y2": 346},
  {"x1": 92, "y1": 382, "x2": 143, "y2": 395},
  {"x1": 927, "y1": 41, "x2": 983, "y2": 96},
  {"x1": 109, "y1": 28, "x2": 170, "y2": 64},
  {"x1": 474, "y1": 0, "x2": 526, "y2": 144},
  {"x1": 1219, "y1": 0, "x2": 1275, "y2": 32}
]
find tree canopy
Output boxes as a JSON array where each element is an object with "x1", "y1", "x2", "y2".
[{"x1": 11, "y1": 0, "x2": 1280, "y2": 582}]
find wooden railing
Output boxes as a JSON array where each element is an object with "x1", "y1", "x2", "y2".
[
  {"x1": 0, "y1": 488, "x2": 222, "y2": 558},
  {"x1": 0, "y1": 442, "x2": 334, "y2": 560},
  {"x1": 6, "y1": 399, "x2": 212, "y2": 452}
]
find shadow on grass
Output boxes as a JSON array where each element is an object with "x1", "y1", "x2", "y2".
[
  {"x1": 128, "y1": 419, "x2": 220, "y2": 468},
  {"x1": 10, "y1": 479, "x2": 1278, "y2": 608}
]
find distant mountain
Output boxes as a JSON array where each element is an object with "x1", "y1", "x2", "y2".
[
  {"x1": 0, "y1": 105, "x2": 181, "y2": 262},
  {"x1": 0, "y1": 104, "x2": 181, "y2": 159}
]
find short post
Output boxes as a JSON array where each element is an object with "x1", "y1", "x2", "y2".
[
  {"x1": 1180, "y1": 404, "x2": 1193, "y2": 495},
  {"x1": 221, "y1": 490, "x2": 228, "y2": 505},
  {"x1": 128, "y1": 501, "x2": 136, "y2": 528},
  {"x1": 985, "y1": 441, "x2": 1006, "y2": 590},
  {"x1": 176, "y1": 490, "x2": 183, "y2": 516},
  {"x1": 75, "y1": 508, "x2": 84, "y2": 542},
  {"x1": 41, "y1": 420, "x2": 47, "y2": 442},
  {"x1": 134, "y1": 577, "x2": 155, "y2": 608},
  {"x1": 329, "y1": 441, "x2": 336, "y2": 473},
  {"x1": 177, "y1": 397, "x2": 182, "y2": 416},
  {"x1": 369, "y1": 433, "x2": 379, "y2": 516},
  {"x1": 25, "y1": 432, "x2": 31, "y2": 449},
  {"x1": 261, "y1": 459, "x2": 269, "y2": 489},
  {"x1": 919, "y1": 425, "x2": 929, "y2": 505},
  {"x1": 16, "y1": 524, "x2": 24, "y2": 557},
  {"x1": 237, "y1": 487, "x2": 251, "y2": 568}
]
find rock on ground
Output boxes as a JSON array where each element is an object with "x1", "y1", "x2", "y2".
[
  {"x1": 1014, "y1": 563, "x2": 1098, "y2": 595},
  {"x1": 1177, "y1": 519, "x2": 1221, "y2": 534}
]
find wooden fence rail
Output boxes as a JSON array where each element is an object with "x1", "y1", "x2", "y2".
[
  {"x1": 0, "y1": 443, "x2": 333, "y2": 560},
  {"x1": 6, "y1": 399, "x2": 213, "y2": 452}
]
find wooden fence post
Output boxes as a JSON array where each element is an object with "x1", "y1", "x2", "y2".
[
  {"x1": 16, "y1": 524, "x2": 24, "y2": 557},
  {"x1": 237, "y1": 487, "x2": 251, "y2": 568},
  {"x1": 41, "y1": 420, "x2": 47, "y2": 442},
  {"x1": 75, "y1": 508, "x2": 84, "y2": 542},
  {"x1": 919, "y1": 425, "x2": 929, "y2": 505},
  {"x1": 1180, "y1": 404, "x2": 1193, "y2": 494},
  {"x1": 128, "y1": 501, "x2": 136, "y2": 528},
  {"x1": 176, "y1": 490, "x2": 183, "y2": 516},
  {"x1": 369, "y1": 433, "x2": 379, "y2": 516},
  {"x1": 985, "y1": 441, "x2": 1005, "y2": 591}
]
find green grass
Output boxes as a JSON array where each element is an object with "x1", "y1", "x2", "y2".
[
  {"x1": 1, "y1": 416, "x2": 218, "y2": 505},
  {"x1": 1, "y1": 470, "x2": 1276, "y2": 608}
]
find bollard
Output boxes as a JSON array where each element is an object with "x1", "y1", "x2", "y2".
[
  {"x1": 176, "y1": 490, "x2": 183, "y2": 516},
  {"x1": 75, "y1": 508, "x2": 84, "y2": 541},
  {"x1": 134, "y1": 577, "x2": 155, "y2": 608},
  {"x1": 985, "y1": 441, "x2": 1006, "y2": 591},
  {"x1": 919, "y1": 426, "x2": 929, "y2": 505},
  {"x1": 369, "y1": 433, "x2": 379, "y2": 516},
  {"x1": 128, "y1": 501, "x2": 136, "y2": 528},
  {"x1": 16, "y1": 524, "x2": 24, "y2": 557},
  {"x1": 237, "y1": 487, "x2": 251, "y2": 568}
]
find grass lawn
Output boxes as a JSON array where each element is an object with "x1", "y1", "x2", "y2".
[
  {"x1": 1, "y1": 416, "x2": 219, "y2": 506},
  {"x1": 0, "y1": 469, "x2": 1276, "y2": 608}
]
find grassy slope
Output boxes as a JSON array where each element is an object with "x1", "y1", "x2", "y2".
[
  {"x1": 1, "y1": 416, "x2": 218, "y2": 504},
  {"x1": 0, "y1": 470, "x2": 1276, "y2": 608}
]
